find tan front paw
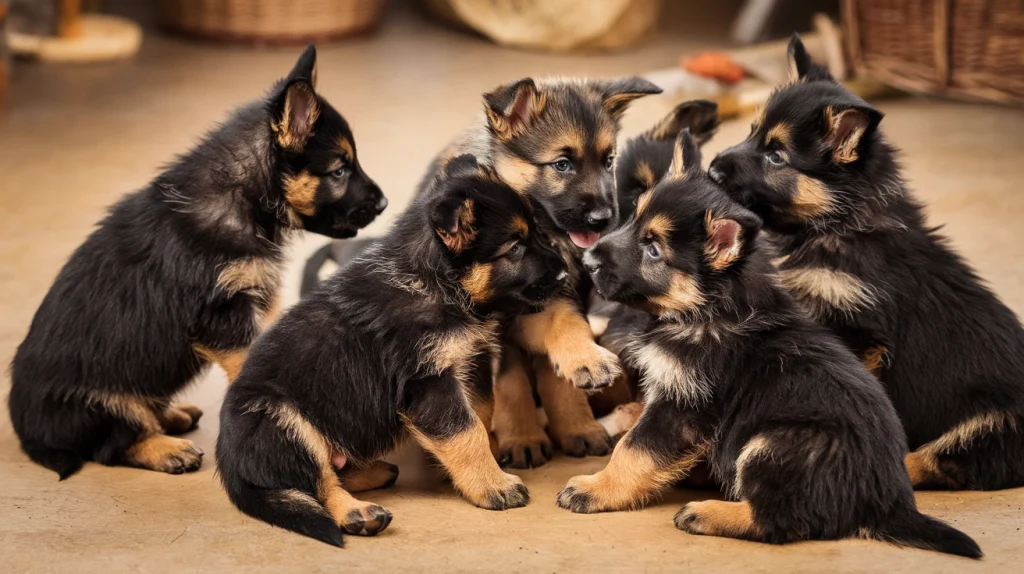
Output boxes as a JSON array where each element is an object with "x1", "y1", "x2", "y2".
[
  {"x1": 554, "y1": 343, "x2": 622, "y2": 391},
  {"x1": 463, "y1": 472, "x2": 530, "y2": 510},
  {"x1": 125, "y1": 435, "x2": 204, "y2": 474},
  {"x1": 496, "y1": 429, "x2": 553, "y2": 469},
  {"x1": 555, "y1": 473, "x2": 622, "y2": 513}
]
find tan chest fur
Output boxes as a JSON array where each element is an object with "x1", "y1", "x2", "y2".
[
  {"x1": 420, "y1": 318, "x2": 502, "y2": 384},
  {"x1": 632, "y1": 342, "x2": 711, "y2": 407}
]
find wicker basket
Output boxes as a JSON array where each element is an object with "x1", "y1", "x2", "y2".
[
  {"x1": 159, "y1": 0, "x2": 385, "y2": 45},
  {"x1": 842, "y1": 0, "x2": 1024, "y2": 105}
]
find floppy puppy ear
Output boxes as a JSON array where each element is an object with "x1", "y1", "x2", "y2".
[
  {"x1": 272, "y1": 46, "x2": 320, "y2": 151},
  {"x1": 787, "y1": 33, "x2": 834, "y2": 83},
  {"x1": 431, "y1": 193, "x2": 478, "y2": 254},
  {"x1": 442, "y1": 154, "x2": 481, "y2": 179},
  {"x1": 598, "y1": 77, "x2": 663, "y2": 119},
  {"x1": 484, "y1": 78, "x2": 546, "y2": 141},
  {"x1": 669, "y1": 128, "x2": 702, "y2": 179},
  {"x1": 645, "y1": 100, "x2": 719, "y2": 144},
  {"x1": 823, "y1": 104, "x2": 883, "y2": 164}
]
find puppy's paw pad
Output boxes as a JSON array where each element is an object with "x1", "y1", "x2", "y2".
[{"x1": 342, "y1": 504, "x2": 393, "y2": 536}]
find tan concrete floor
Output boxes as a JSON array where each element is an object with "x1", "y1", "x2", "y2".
[{"x1": 3, "y1": 3, "x2": 1024, "y2": 572}]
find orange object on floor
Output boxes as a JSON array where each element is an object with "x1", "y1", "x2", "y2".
[{"x1": 683, "y1": 52, "x2": 745, "y2": 84}]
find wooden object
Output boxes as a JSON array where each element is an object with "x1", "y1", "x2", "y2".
[
  {"x1": 843, "y1": 0, "x2": 1024, "y2": 105},
  {"x1": 159, "y1": 0, "x2": 385, "y2": 45}
]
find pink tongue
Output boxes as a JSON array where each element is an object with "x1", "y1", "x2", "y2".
[{"x1": 568, "y1": 231, "x2": 601, "y2": 248}]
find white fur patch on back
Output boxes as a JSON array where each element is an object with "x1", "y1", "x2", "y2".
[{"x1": 633, "y1": 343, "x2": 710, "y2": 406}]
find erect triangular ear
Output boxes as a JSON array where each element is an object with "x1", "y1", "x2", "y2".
[
  {"x1": 823, "y1": 104, "x2": 883, "y2": 164},
  {"x1": 598, "y1": 77, "x2": 663, "y2": 120},
  {"x1": 272, "y1": 45, "x2": 320, "y2": 151},
  {"x1": 645, "y1": 100, "x2": 720, "y2": 145},
  {"x1": 287, "y1": 44, "x2": 318, "y2": 88},
  {"x1": 668, "y1": 128, "x2": 702, "y2": 179},
  {"x1": 787, "y1": 33, "x2": 834, "y2": 83},
  {"x1": 484, "y1": 78, "x2": 546, "y2": 141},
  {"x1": 431, "y1": 191, "x2": 478, "y2": 254},
  {"x1": 703, "y1": 206, "x2": 761, "y2": 271}
]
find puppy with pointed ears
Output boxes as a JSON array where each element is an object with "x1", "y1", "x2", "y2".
[
  {"x1": 9, "y1": 45, "x2": 386, "y2": 479},
  {"x1": 217, "y1": 155, "x2": 568, "y2": 547},
  {"x1": 432, "y1": 76, "x2": 663, "y2": 467},
  {"x1": 558, "y1": 129, "x2": 982, "y2": 558},
  {"x1": 709, "y1": 34, "x2": 1024, "y2": 491}
]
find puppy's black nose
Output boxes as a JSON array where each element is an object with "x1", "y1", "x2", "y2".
[
  {"x1": 585, "y1": 207, "x2": 613, "y2": 232},
  {"x1": 582, "y1": 250, "x2": 602, "y2": 274},
  {"x1": 375, "y1": 194, "x2": 388, "y2": 213}
]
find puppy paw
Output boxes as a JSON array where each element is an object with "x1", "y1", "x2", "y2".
[
  {"x1": 552, "y1": 420, "x2": 612, "y2": 458},
  {"x1": 474, "y1": 473, "x2": 530, "y2": 510},
  {"x1": 341, "y1": 503, "x2": 393, "y2": 536},
  {"x1": 556, "y1": 475, "x2": 599, "y2": 513},
  {"x1": 557, "y1": 344, "x2": 622, "y2": 391},
  {"x1": 497, "y1": 431, "x2": 553, "y2": 469},
  {"x1": 126, "y1": 435, "x2": 204, "y2": 474},
  {"x1": 160, "y1": 403, "x2": 203, "y2": 435}
]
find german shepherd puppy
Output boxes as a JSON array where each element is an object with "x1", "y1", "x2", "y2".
[
  {"x1": 709, "y1": 34, "x2": 1024, "y2": 490},
  {"x1": 460, "y1": 77, "x2": 662, "y2": 467},
  {"x1": 560, "y1": 129, "x2": 982, "y2": 558},
  {"x1": 217, "y1": 155, "x2": 566, "y2": 547},
  {"x1": 587, "y1": 100, "x2": 722, "y2": 439},
  {"x1": 9, "y1": 45, "x2": 386, "y2": 479}
]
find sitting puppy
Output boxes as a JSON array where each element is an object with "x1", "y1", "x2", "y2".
[
  {"x1": 216, "y1": 156, "x2": 567, "y2": 547},
  {"x1": 9, "y1": 45, "x2": 386, "y2": 479},
  {"x1": 558, "y1": 129, "x2": 981, "y2": 558},
  {"x1": 709, "y1": 35, "x2": 1024, "y2": 490}
]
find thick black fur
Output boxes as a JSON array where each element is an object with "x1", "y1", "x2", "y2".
[
  {"x1": 709, "y1": 34, "x2": 1024, "y2": 490},
  {"x1": 574, "y1": 130, "x2": 981, "y2": 558},
  {"x1": 9, "y1": 45, "x2": 385, "y2": 479},
  {"x1": 217, "y1": 155, "x2": 566, "y2": 546}
]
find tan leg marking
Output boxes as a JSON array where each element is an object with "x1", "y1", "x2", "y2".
[
  {"x1": 513, "y1": 298, "x2": 622, "y2": 390},
  {"x1": 266, "y1": 401, "x2": 392, "y2": 535},
  {"x1": 337, "y1": 460, "x2": 400, "y2": 493},
  {"x1": 675, "y1": 500, "x2": 762, "y2": 539},
  {"x1": 493, "y1": 349, "x2": 552, "y2": 468},
  {"x1": 123, "y1": 434, "x2": 204, "y2": 474},
  {"x1": 535, "y1": 359, "x2": 611, "y2": 457},
  {"x1": 193, "y1": 344, "x2": 248, "y2": 383},
  {"x1": 905, "y1": 451, "x2": 943, "y2": 488},
  {"x1": 404, "y1": 415, "x2": 528, "y2": 510},
  {"x1": 558, "y1": 435, "x2": 708, "y2": 513}
]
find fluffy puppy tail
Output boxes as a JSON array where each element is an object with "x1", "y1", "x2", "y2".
[
  {"x1": 22, "y1": 440, "x2": 84, "y2": 480},
  {"x1": 225, "y1": 478, "x2": 343, "y2": 548},
  {"x1": 876, "y1": 510, "x2": 982, "y2": 559}
]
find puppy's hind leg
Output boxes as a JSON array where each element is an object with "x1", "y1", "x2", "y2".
[
  {"x1": 90, "y1": 393, "x2": 204, "y2": 474},
  {"x1": 674, "y1": 500, "x2": 765, "y2": 541},
  {"x1": 906, "y1": 411, "x2": 1024, "y2": 490},
  {"x1": 402, "y1": 373, "x2": 529, "y2": 510},
  {"x1": 493, "y1": 345, "x2": 552, "y2": 469},
  {"x1": 337, "y1": 460, "x2": 400, "y2": 493}
]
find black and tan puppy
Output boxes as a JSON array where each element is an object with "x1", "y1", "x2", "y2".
[
  {"x1": 558, "y1": 130, "x2": 982, "y2": 558},
  {"x1": 709, "y1": 34, "x2": 1024, "y2": 491},
  {"x1": 435, "y1": 77, "x2": 663, "y2": 467},
  {"x1": 216, "y1": 155, "x2": 567, "y2": 547},
  {"x1": 9, "y1": 45, "x2": 386, "y2": 479},
  {"x1": 586, "y1": 100, "x2": 722, "y2": 439}
]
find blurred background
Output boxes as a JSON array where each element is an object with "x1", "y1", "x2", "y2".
[{"x1": 3, "y1": 1, "x2": 1024, "y2": 570}]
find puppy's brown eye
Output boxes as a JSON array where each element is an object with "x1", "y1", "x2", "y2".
[
  {"x1": 765, "y1": 151, "x2": 785, "y2": 166},
  {"x1": 552, "y1": 158, "x2": 574, "y2": 173},
  {"x1": 506, "y1": 242, "x2": 525, "y2": 258}
]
